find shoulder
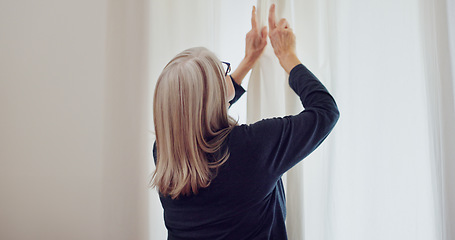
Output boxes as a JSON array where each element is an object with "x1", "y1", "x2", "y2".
[
  {"x1": 231, "y1": 116, "x2": 293, "y2": 139},
  {"x1": 227, "y1": 117, "x2": 290, "y2": 155}
]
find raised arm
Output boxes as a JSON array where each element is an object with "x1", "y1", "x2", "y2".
[
  {"x1": 236, "y1": 63, "x2": 339, "y2": 177},
  {"x1": 230, "y1": 4, "x2": 339, "y2": 177}
]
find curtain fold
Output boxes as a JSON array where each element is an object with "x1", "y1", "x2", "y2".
[
  {"x1": 103, "y1": 1, "x2": 150, "y2": 239},
  {"x1": 419, "y1": 0, "x2": 455, "y2": 239}
]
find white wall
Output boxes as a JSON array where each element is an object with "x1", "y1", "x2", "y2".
[{"x1": 0, "y1": 1, "x2": 149, "y2": 239}]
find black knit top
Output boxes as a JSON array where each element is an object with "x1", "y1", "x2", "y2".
[{"x1": 153, "y1": 64, "x2": 339, "y2": 239}]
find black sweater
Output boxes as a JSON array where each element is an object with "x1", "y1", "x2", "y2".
[{"x1": 153, "y1": 64, "x2": 339, "y2": 240}]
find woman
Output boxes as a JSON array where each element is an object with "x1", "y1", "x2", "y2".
[{"x1": 151, "y1": 5, "x2": 339, "y2": 240}]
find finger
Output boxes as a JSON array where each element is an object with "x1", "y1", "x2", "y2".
[
  {"x1": 278, "y1": 18, "x2": 289, "y2": 29},
  {"x1": 261, "y1": 27, "x2": 268, "y2": 48},
  {"x1": 268, "y1": 4, "x2": 276, "y2": 32},
  {"x1": 261, "y1": 26, "x2": 268, "y2": 39},
  {"x1": 251, "y1": 6, "x2": 258, "y2": 30}
]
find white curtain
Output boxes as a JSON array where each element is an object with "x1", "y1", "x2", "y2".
[
  {"x1": 296, "y1": 0, "x2": 434, "y2": 239},
  {"x1": 421, "y1": 0, "x2": 455, "y2": 239}
]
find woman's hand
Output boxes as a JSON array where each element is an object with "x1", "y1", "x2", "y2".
[
  {"x1": 244, "y1": 6, "x2": 268, "y2": 63},
  {"x1": 268, "y1": 4, "x2": 301, "y2": 73},
  {"x1": 230, "y1": 6, "x2": 267, "y2": 85}
]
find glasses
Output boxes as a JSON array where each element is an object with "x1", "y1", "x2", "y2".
[{"x1": 221, "y1": 61, "x2": 231, "y2": 77}]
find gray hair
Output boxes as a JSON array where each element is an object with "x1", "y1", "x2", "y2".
[{"x1": 151, "y1": 47, "x2": 237, "y2": 199}]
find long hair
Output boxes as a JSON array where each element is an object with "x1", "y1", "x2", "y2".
[{"x1": 150, "y1": 47, "x2": 237, "y2": 199}]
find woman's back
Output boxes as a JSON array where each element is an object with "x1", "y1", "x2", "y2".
[
  {"x1": 157, "y1": 136, "x2": 288, "y2": 239},
  {"x1": 154, "y1": 64, "x2": 339, "y2": 239}
]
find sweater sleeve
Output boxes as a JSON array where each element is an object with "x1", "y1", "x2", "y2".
[
  {"x1": 228, "y1": 76, "x2": 246, "y2": 107},
  {"x1": 236, "y1": 64, "x2": 339, "y2": 177}
]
